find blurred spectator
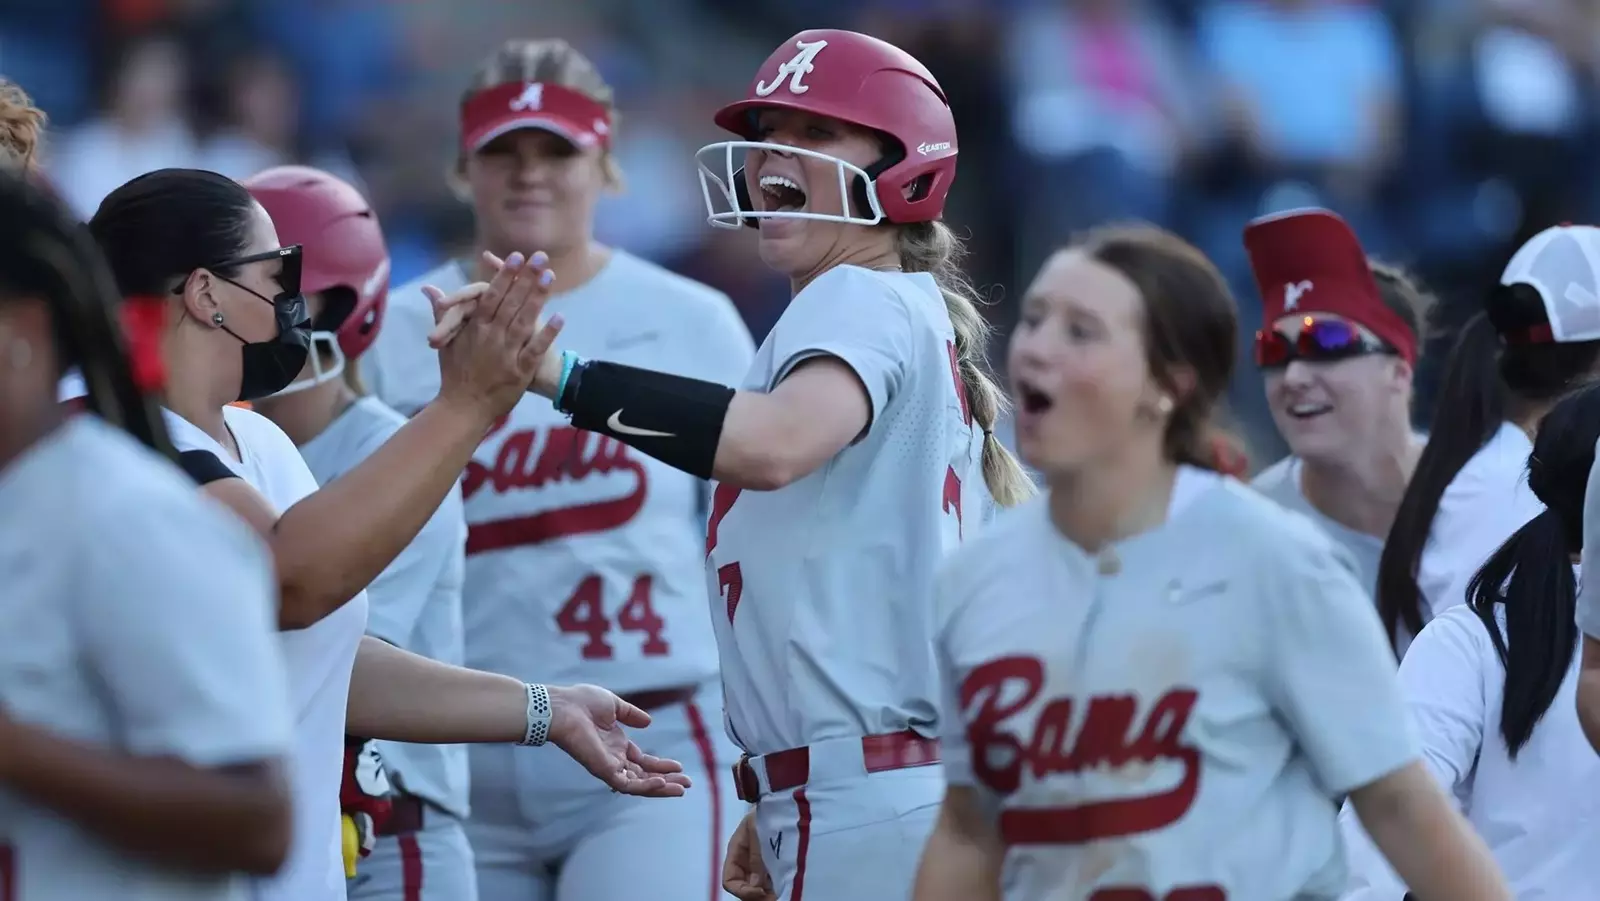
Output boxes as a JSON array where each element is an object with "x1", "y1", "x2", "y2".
[
  {"x1": 593, "y1": 88, "x2": 711, "y2": 265},
  {"x1": 1006, "y1": 0, "x2": 1201, "y2": 235},
  {"x1": 1001, "y1": 0, "x2": 1201, "y2": 305},
  {"x1": 252, "y1": 0, "x2": 410, "y2": 143},
  {"x1": 865, "y1": 6, "x2": 1015, "y2": 314},
  {"x1": 197, "y1": 48, "x2": 362, "y2": 188},
  {"x1": 0, "y1": 0, "x2": 94, "y2": 126},
  {"x1": 1199, "y1": 0, "x2": 1403, "y2": 190},
  {"x1": 1458, "y1": 0, "x2": 1600, "y2": 233},
  {"x1": 197, "y1": 50, "x2": 299, "y2": 178},
  {"x1": 50, "y1": 34, "x2": 199, "y2": 219}
]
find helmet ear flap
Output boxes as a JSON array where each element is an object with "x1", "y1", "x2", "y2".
[
  {"x1": 852, "y1": 154, "x2": 898, "y2": 224},
  {"x1": 731, "y1": 166, "x2": 760, "y2": 229}
]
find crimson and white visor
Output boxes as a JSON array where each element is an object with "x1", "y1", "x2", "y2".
[{"x1": 460, "y1": 81, "x2": 613, "y2": 155}]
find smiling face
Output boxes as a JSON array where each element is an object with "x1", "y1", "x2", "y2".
[
  {"x1": 1260, "y1": 313, "x2": 1412, "y2": 465},
  {"x1": 741, "y1": 107, "x2": 889, "y2": 277},
  {"x1": 1008, "y1": 249, "x2": 1170, "y2": 477},
  {"x1": 464, "y1": 127, "x2": 606, "y2": 258}
]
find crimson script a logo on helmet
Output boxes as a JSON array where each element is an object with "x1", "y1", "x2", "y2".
[{"x1": 755, "y1": 39, "x2": 829, "y2": 97}]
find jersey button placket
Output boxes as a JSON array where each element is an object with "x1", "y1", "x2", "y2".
[{"x1": 1072, "y1": 550, "x2": 1118, "y2": 674}]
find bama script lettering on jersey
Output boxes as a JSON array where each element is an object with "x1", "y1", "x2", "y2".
[
  {"x1": 462, "y1": 413, "x2": 646, "y2": 553},
  {"x1": 458, "y1": 399, "x2": 721, "y2": 692},
  {"x1": 961, "y1": 657, "x2": 1201, "y2": 845},
  {"x1": 937, "y1": 481, "x2": 1420, "y2": 901}
]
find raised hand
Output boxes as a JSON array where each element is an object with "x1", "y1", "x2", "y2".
[
  {"x1": 426, "y1": 250, "x2": 525, "y2": 350},
  {"x1": 546, "y1": 684, "x2": 694, "y2": 798},
  {"x1": 426, "y1": 250, "x2": 562, "y2": 420}
]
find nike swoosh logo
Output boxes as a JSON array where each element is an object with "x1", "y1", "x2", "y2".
[
  {"x1": 606, "y1": 330, "x2": 660, "y2": 350},
  {"x1": 607, "y1": 410, "x2": 676, "y2": 438},
  {"x1": 1168, "y1": 580, "x2": 1228, "y2": 605}
]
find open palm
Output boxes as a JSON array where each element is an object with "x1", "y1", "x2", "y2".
[{"x1": 547, "y1": 684, "x2": 693, "y2": 797}]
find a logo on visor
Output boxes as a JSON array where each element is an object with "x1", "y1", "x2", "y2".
[
  {"x1": 755, "y1": 39, "x2": 829, "y2": 97},
  {"x1": 1284, "y1": 280, "x2": 1314, "y2": 312},
  {"x1": 510, "y1": 83, "x2": 544, "y2": 112}
]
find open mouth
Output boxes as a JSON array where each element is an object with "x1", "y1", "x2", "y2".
[
  {"x1": 1016, "y1": 381, "x2": 1054, "y2": 416},
  {"x1": 759, "y1": 175, "x2": 807, "y2": 212},
  {"x1": 1287, "y1": 402, "x2": 1332, "y2": 420}
]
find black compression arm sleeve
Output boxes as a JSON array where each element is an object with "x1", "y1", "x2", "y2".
[
  {"x1": 177, "y1": 450, "x2": 236, "y2": 486},
  {"x1": 558, "y1": 360, "x2": 735, "y2": 480}
]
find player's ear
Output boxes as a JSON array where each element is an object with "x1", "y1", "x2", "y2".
[
  {"x1": 1390, "y1": 355, "x2": 1414, "y2": 396},
  {"x1": 180, "y1": 269, "x2": 221, "y2": 326},
  {"x1": 1158, "y1": 363, "x2": 1198, "y2": 408},
  {"x1": 600, "y1": 152, "x2": 626, "y2": 196},
  {"x1": 446, "y1": 158, "x2": 472, "y2": 204}
]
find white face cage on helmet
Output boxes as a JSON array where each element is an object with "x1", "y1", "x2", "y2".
[
  {"x1": 270, "y1": 330, "x2": 346, "y2": 398},
  {"x1": 695, "y1": 141, "x2": 886, "y2": 229}
]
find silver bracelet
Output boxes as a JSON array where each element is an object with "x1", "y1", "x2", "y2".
[{"x1": 518, "y1": 682, "x2": 552, "y2": 747}]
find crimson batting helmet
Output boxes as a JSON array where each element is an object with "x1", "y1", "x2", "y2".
[
  {"x1": 695, "y1": 29, "x2": 957, "y2": 229},
  {"x1": 243, "y1": 165, "x2": 390, "y2": 395}
]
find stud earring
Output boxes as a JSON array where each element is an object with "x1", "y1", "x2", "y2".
[
  {"x1": 1155, "y1": 395, "x2": 1174, "y2": 415},
  {"x1": 212, "y1": 312, "x2": 225, "y2": 326}
]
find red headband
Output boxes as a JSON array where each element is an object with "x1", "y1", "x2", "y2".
[
  {"x1": 1243, "y1": 209, "x2": 1416, "y2": 363},
  {"x1": 460, "y1": 81, "x2": 613, "y2": 156},
  {"x1": 120, "y1": 296, "x2": 168, "y2": 393}
]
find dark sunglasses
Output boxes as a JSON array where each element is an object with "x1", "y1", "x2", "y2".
[
  {"x1": 175, "y1": 244, "x2": 303, "y2": 300},
  {"x1": 1255, "y1": 316, "x2": 1393, "y2": 369}
]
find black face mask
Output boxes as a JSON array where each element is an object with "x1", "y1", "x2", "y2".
[{"x1": 197, "y1": 245, "x2": 312, "y2": 401}]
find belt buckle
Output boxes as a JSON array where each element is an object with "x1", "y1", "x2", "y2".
[{"x1": 733, "y1": 756, "x2": 761, "y2": 803}]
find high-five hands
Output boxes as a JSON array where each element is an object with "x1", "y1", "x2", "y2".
[
  {"x1": 426, "y1": 250, "x2": 528, "y2": 350},
  {"x1": 425, "y1": 250, "x2": 561, "y2": 419}
]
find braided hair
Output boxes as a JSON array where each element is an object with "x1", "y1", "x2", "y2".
[{"x1": 0, "y1": 171, "x2": 173, "y2": 456}]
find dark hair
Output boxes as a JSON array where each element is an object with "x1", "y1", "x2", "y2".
[
  {"x1": 1078, "y1": 224, "x2": 1244, "y2": 474},
  {"x1": 0, "y1": 172, "x2": 171, "y2": 454},
  {"x1": 86, "y1": 168, "x2": 257, "y2": 297},
  {"x1": 1377, "y1": 283, "x2": 1600, "y2": 650},
  {"x1": 1464, "y1": 381, "x2": 1600, "y2": 757},
  {"x1": 1369, "y1": 261, "x2": 1434, "y2": 347}
]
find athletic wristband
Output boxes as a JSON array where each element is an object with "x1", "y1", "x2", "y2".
[
  {"x1": 554, "y1": 350, "x2": 580, "y2": 407},
  {"x1": 559, "y1": 360, "x2": 735, "y2": 480},
  {"x1": 518, "y1": 682, "x2": 552, "y2": 747}
]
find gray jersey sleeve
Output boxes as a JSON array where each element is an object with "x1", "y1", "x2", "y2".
[
  {"x1": 682, "y1": 291, "x2": 757, "y2": 386},
  {"x1": 366, "y1": 487, "x2": 464, "y2": 645},
  {"x1": 79, "y1": 492, "x2": 292, "y2": 765},
  {"x1": 1579, "y1": 438, "x2": 1600, "y2": 640},
  {"x1": 767, "y1": 266, "x2": 914, "y2": 425},
  {"x1": 1264, "y1": 535, "x2": 1417, "y2": 795}
]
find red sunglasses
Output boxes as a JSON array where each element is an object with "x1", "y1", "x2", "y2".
[{"x1": 1255, "y1": 316, "x2": 1393, "y2": 369}]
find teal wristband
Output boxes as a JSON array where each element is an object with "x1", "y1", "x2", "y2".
[{"x1": 554, "y1": 350, "x2": 581, "y2": 409}]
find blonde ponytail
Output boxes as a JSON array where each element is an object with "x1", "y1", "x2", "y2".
[{"x1": 897, "y1": 221, "x2": 1036, "y2": 507}]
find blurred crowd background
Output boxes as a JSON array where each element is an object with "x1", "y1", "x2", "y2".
[{"x1": 5, "y1": 0, "x2": 1599, "y2": 462}]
